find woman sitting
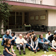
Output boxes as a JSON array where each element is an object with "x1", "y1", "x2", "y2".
[
  {"x1": 3, "y1": 39, "x2": 16, "y2": 56},
  {"x1": 51, "y1": 37, "x2": 56, "y2": 51},
  {"x1": 30, "y1": 35, "x2": 40, "y2": 53}
]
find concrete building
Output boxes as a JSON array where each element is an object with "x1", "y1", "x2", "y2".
[{"x1": 2, "y1": 0, "x2": 56, "y2": 32}]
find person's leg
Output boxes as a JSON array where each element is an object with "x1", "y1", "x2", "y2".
[
  {"x1": 51, "y1": 47, "x2": 55, "y2": 51},
  {"x1": 38, "y1": 43, "x2": 43, "y2": 49},
  {"x1": 48, "y1": 42, "x2": 52, "y2": 47},
  {"x1": 23, "y1": 43, "x2": 26, "y2": 54},
  {"x1": 17, "y1": 44, "x2": 21, "y2": 55},
  {"x1": 36, "y1": 47, "x2": 40, "y2": 51},
  {"x1": 43, "y1": 44, "x2": 49, "y2": 52},
  {"x1": 17, "y1": 44, "x2": 21, "y2": 51},
  {"x1": 23, "y1": 44, "x2": 26, "y2": 51}
]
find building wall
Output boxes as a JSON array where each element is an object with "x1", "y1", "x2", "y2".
[
  {"x1": 47, "y1": 10, "x2": 56, "y2": 31},
  {"x1": 48, "y1": 10, "x2": 56, "y2": 26},
  {"x1": 42, "y1": 0, "x2": 55, "y2": 6},
  {"x1": 29, "y1": 10, "x2": 48, "y2": 26}
]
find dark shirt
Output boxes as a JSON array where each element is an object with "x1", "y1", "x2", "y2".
[{"x1": 4, "y1": 45, "x2": 11, "y2": 51}]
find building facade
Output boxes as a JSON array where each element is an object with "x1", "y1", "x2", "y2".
[{"x1": 2, "y1": 0, "x2": 56, "y2": 32}]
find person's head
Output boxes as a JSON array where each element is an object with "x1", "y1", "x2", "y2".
[
  {"x1": 11, "y1": 32, "x2": 15, "y2": 37},
  {"x1": 39, "y1": 34, "x2": 43, "y2": 39},
  {"x1": 5, "y1": 39, "x2": 11, "y2": 45},
  {"x1": 6, "y1": 31, "x2": 10, "y2": 36},
  {"x1": 54, "y1": 37, "x2": 56, "y2": 41},
  {"x1": 29, "y1": 30, "x2": 32, "y2": 35},
  {"x1": 19, "y1": 34, "x2": 22, "y2": 39},
  {"x1": 48, "y1": 31, "x2": 51, "y2": 35},
  {"x1": 54, "y1": 33, "x2": 56, "y2": 38},
  {"x1": 32, "y1": 30, "x2": 34, "y2": 34},
  {"x1": 26, "y1": 32, "x2": 30, "y2": 37},
  {"x1": 32, "y1": 35, "x2": 37, "y2": 41}
]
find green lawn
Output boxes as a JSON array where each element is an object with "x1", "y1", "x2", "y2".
[{"x1": 0, "y1": 34, "x2": 56, "y2": 56}]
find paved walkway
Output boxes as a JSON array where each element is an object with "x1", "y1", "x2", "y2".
[{"x1": 0, "y1": 38, "x2": 2, "y2": 41}]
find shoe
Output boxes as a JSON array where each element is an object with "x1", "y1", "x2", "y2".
[
  {"x1": 46, "y1": 49, "x2": 49, "y2": 52},
  {"x1": 19, "y1": 51, "x2": 21, "y2": 55},
  {"x1": 43, "y1": 49, "x2": 45, "y2": 51},
  {"x1": 16, "y1": 47, "x2": 18, "y2": 50},
  {"x1": 54, "y1": 50, "x2": 56, "y2": 52},
  {"x1": 34, "y1": 51, "x2": 36, "y2": 53},
  {"x1": 23, "y1": 51, "x2": 26, "y2": 55}
]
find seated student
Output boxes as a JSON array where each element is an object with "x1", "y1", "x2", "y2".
[
  {"x1": 29, "y1": 30, "x2": 32, "y2": 37},
  {"x1": 16, "y1": 34, "x2": 27, "y2": 55},
  {"x1": 1, "y1": 31, "x2": 12, "y2": 46},
  {"x1": 38, "y1": 34, "x2": 50, "y2": 52},
  {"x1": 24, "y1": 32, "x2": 31, "y2": 48},
  {"x1": 30, "y1": 35, "x2": 40, "y2": 53},
  {"x1": 46, "y1": 31, "x2": 52, "y2": 40},
  {"x1": 46, "y1": 31, "x2": 53, "y2": 42},
  {"x1": 11, "y1": 32, "x2": 17, "y2": 45},
  {"x1": 31, "y1": 30, "x2": 36, "y2": 39},
  {"x1": 11, "y1": 33, "x2": 17, "y2": 51},
  {"x1": 51, "y1": 37, "x2": 56, "y2": 51},
  {"x1": 3, "y1": 39, "x2": 16, "y2": 56}
]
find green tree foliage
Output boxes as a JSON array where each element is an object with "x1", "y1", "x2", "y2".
[{"x1": 0, "y1": 2, "x2": 10, "y2": 27}]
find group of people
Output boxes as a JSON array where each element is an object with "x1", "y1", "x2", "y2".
[{"x1": 1, "y1": 30, "x2": 56, "y2": 56}]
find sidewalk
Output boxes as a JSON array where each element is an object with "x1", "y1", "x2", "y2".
[{"x1": 0, "y1": 38, "x2": 2, "y2": 41}]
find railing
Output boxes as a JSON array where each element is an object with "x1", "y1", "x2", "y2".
[{"x1": 5, "y1": 0, "x2": 41, "y2": 4}]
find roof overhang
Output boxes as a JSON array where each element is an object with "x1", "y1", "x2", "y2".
[{"x1": 3, "y1": 1, "x2": 56, "y2": 11}]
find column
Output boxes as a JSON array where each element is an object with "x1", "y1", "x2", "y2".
[
  {"x1": 22, "y1": 12, "x2": 25, "y2": 25},
  {"x1": 1, "y1": 20, "x2": 4, "y2": 34}
]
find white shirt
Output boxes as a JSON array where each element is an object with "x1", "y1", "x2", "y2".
[
  {"x1": 16, "y1": 37, "x2": 27, "y2": 44},
  {"x1": 46, "y1": 33, "x2": 52, "y2": 39},
  {"x1": 52, "y1": 40, "x2": 56, "y2": 49},
  {"x1": 12, "y1": 35, "x2": 17, "y2": 39}
]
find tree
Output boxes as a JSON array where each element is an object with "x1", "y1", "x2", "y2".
[{"x1": 0, "y1": 1, "x2": 11, "y2": 34}]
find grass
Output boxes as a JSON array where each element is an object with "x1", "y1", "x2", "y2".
[{"x1": 0, "y1": 34, "x2": 56, "y2": 56}]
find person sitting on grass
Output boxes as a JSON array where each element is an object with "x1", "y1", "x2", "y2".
[
  {"x1": 1, "y1": 31, "x2": 12, "y2": 46},
  {"x1": 11, "y1": 32, "x2": 17, "y2": 51},
  {"x1": 51, "y1": 37, "x2": 56, "y2": 52},
  {"x1": 24, "y1": 32, "x2": 31, "y2": 49},
  {"x1": 30, "y1": 35, "x2": 40, "y2": 53},
  {"x1": 46, "y1": 31, "x2": 52, "y2": 40},
  {"x1": 16, "y1": 34, "x2": 27, "y2": 55},
  {"x1": 31, "y1": 30, "x2": 36, "y2": 39},
  {"x1": 38, "y1": 34, "x2": 50, "y2": 52},
  {"x1": 3, "y1": 39, "x2": 16, "y2": 56}
]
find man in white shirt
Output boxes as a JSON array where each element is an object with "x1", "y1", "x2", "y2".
[
  {"x1": 46, "y1": 31, "x2": 52, "y2": 40},
  {"x1": 16, "y1": 34, "x2": 27, "y2": 55}
]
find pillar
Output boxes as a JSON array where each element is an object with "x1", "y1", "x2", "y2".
[
  {"x1": 22, "y1": 12, "x2": 25, "y2": 25},
  {"x1": 1, "y1": 20, "x2": 4, "y2": 34}
]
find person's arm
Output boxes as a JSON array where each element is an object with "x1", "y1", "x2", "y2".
[
  {"x1": 11, "y1": 45, "x2": 15, "y2": 54},
  {"x1": 31, "y1": 39, "x2": 33, "y2": 48},
  {"x1": 52, "y1": 40, "x2": 56, "y2": 49},
  {"x1": 5, "y1": 48, "x2": 13, "y2": 56},
  {"x1": 38, "y1": 38, "x2": 44, "y2": 44},
  {"x1": 23, "y1": 38, "x2": 27, "y2": 44},
  {"x1": 44, "y1": 38, "x2": 50, "y2": 43},
  {"x1": 3, "y1": 35, "x2": 7, "y2": 41},
  {"x1": 15, "y1": 38, "x2": 20, "y2": 44},
  {"x1": 46, "y1": 34, "x2": 48, "y2": 39},
  {"x1": 35, "y1": 40, "x2": 38, "y2": 49}
]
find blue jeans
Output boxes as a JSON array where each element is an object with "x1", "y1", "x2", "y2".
[
  {"x1": 30, "y1": 46, "x2": 39, "y2": 52},
  {"x1": 26, "y1": 43, "x2": 31, "y2": 48}
]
